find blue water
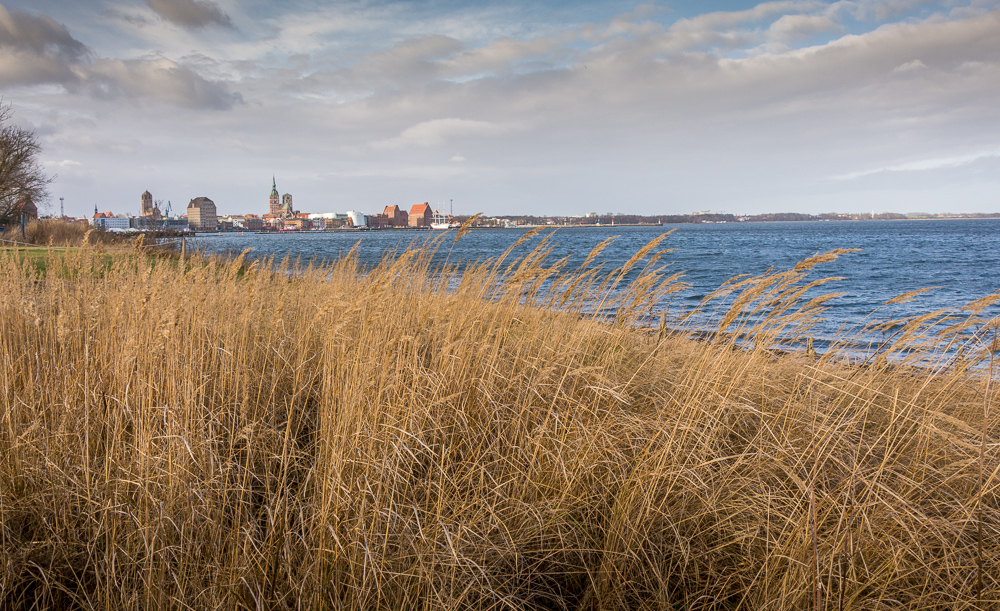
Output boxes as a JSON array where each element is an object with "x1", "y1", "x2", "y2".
[{"x1": 190, "y1": 220, "x2": 1000, "y2": 347}]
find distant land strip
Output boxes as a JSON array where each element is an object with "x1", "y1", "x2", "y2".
[{"x1": 472, "y1": 211, "x2": 1000, "y2": 227}]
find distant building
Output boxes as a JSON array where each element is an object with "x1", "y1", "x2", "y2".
[
  {"x1": 308, "y1": 212, "x2": 350, "y2": 229},
  {"x1": 382, "y1": 205, "x2": 408, "y2": 228},
  {"x1": 91, "y1": 211, "x2": 128, "y2": 231},
  {"x1": 269, "y1": 177, "x2": 281, "y2": 215},
  {"x1": 140, "y1": 190, "x2": 161, "y2": 218},
  {"x1": 187, "y1": 197, "x2": 218, "y2": 231},
  {"x1": 308, "y1": 212, "x2": 348, "y2": 221},
  {"x1": 233, "y1": 215, "x2": 264, "y2": 231},
  {"x1": 346, "y1": 210, "x2": 367, "y2": 228},
  {"x1": 279, "y1": 193, "x2": 296, "y2": 219},
  {"x1": 408, "y1": 202, "x2": 432, "y2": 227},
  {"x1": 160, "y1": 216, "x2": 188, "y2": 230},
  {"x1": 14, "y1": 197, "x2": 38, "y2": 220}
]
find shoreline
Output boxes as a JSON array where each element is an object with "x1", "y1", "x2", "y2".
[{"x1": 187, "y1": 216, "x2": 1000, "y2": 236}]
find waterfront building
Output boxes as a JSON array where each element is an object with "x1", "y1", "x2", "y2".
[
  {"x1": 234, "y1": 215, "x2": 264, "y2": 231},
  {"x1": 91, "y1": 211, "x2": 129, "y2": 231},
  {"x1": 134, "y1": 190, "x2": 163, "y2": 230},
  {"x1": 308, "y1": 212, "x2": 348, "y2": 221},
  {"x1": 187, "y1": 197, "x2": 218, "y2": 231},
  {"x1": 140, "y1": 190, "x2": 161, "y2": 218},
  {"x1": 308, "y1": 212, "x2": 350, "y2": 229},
  {"x1": 279, "y1": 194, "x2": 297, "y2": 219},
  {"x1": 382, "y1": 205, "x2": 408, "y2": 228},
  {"x1": 269, "y1": 177, "x2": 281, "y2": 215},
  {"x1": 160, "y1": 215, "x2": 188, "y2": 230},
  {"x1": 346, "y1": 210, "x2": 367, "y2": 228},
  {"x1": 408, "y1": 202, "x2": 432, "y2": 227}
]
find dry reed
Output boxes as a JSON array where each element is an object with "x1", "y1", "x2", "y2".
[
  {"x1": 0, "y1": 235, "x2": 997, "y2": 610},
  {"x1": 15, "y1": 219, "x2": 129, "y2": 247}
]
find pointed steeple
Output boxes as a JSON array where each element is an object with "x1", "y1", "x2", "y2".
[{"x1": 271, "y1": 175, "x2": 278, "y2": 196}]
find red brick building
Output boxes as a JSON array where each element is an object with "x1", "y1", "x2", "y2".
[
  {"x1": 382, "y1": 205, "x2": 408, "y2": 228},
  {"x1": 408, "y1": 202, "x2": 432, "y2": 227}
]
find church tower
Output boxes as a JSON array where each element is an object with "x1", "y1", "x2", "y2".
[
  {"x1": 269, "y1": 176, "x2": 280, "y2": 215},
  {"x1": 141, "y1": 190, "x2": 153, "y2": 216}
]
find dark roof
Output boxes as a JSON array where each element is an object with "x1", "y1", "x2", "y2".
[{"x1": 188, "y1": 197, "x2": 215, "y2": 208}]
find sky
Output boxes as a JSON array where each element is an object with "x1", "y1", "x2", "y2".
[{"x1": 1, "y1": 0, "x2": 999, "y2": 218}]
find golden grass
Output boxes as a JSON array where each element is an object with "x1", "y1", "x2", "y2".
[
  {"x1": 0, "y1": 233, "x2": 997, "y2": 610},
  {"x1": 15, "y1": 219, "x2": 130, "y2": 247}
]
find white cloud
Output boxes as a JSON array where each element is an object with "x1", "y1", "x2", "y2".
[
  {"x1": 833, "y1": 150, "x2": 1000, "y2": 179},
  {"x1": 893, "y1": 58, "x2": 927, "y2": 71},
  {"x1": 372, "y1": 118, "x2": 515, "y2": 150},
  {"x1": 768, "y1": 14, "x2": 841, "y2": 40},
  {"x1": 670, "y1": 1, "x2": 826, "y2": 34},
  {"x1": 80, "y1": 57, "x2": 241, "y2": 109}
]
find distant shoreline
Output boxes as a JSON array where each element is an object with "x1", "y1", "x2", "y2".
[{"x1": 188, "y1": 216, "x2": 1000, "y2": 236}]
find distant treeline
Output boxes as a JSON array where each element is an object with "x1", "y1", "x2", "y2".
[{"x1": 473, "y1": 211, "x2": 1000, "y2": 225}]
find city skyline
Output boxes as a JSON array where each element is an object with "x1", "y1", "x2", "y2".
[{"x1": 2, "y1": 0, "x2": 999, "y2": 218}]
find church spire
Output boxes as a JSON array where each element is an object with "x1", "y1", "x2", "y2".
[{"x1": 270, "y1": 175, "x2": 278, "y2": 196}]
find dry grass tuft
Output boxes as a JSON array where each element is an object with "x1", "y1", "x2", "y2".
[
  {"x1": 13, "y1": 219, "x2": 130, "y2": 247},
  {"x1": 0, "y1": 237, "x2": 997, "y2": 609}
]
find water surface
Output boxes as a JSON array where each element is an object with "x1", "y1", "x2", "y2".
[{"x1": 190, "y1": 219, "x2": 1000, "y2": 347}]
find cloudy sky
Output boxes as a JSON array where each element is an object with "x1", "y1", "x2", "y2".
[{"x1": 2, "y1": 0, "x2": 999, "y2": 218}]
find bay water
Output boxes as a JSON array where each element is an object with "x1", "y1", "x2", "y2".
[{"x1": 190, "y1": 219, "x2": 1000, "y2": 350}]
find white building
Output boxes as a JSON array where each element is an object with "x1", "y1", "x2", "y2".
[
  {"x1": 90, "y1": 213, "x2": 129, "y2": 231},
  {"x1": 346, "y1": 210, "x2": 367, "y2": 227},
  {"x1": 307, "y1": 212, "x2": 350, "y2": 221}
]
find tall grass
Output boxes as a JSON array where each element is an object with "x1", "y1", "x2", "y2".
[
  {"x1": 0, "y1": 234, "x2": 997, "y2": 609},
  {"x1": 14, "y1": 219, "x2": 126, "y2": 247}
]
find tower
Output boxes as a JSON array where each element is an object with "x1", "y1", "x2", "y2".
[
  {"x1": 281, "y1": 193, "x2": 294, "y2": 218},
  {"x1": 141, "y1": 190, "x2": 153, "y2": 216},
  {"x1": 269, "y1": 176, "x2": 280, "y2": 215}
]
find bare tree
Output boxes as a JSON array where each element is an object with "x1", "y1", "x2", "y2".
[{"x1": 0, "y1": 101, "x2": 52, "y2": 225}]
